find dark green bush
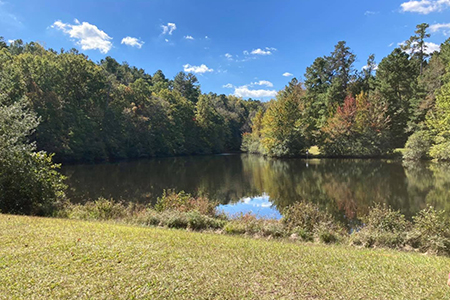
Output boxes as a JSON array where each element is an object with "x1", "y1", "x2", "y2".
[
  {"x1": 291, "y1": 228, "x2": 314, "y2": 241},
  {"x1": 163, "y1": 211, "x2": 189, "y2": 229},
  {"x1": 186, "y1": 210, "x2": 226, "y2": 230},
  {"x1": 0, "y1": 96, "x2": 66, "y2": 216},
  {"x1": 404, "y1": 130, "x2": 433, "y2": 160}
]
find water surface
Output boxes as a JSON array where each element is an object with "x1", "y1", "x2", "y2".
[{"x1": 62, "y1": 154, "x2": 450, "y2": 222}]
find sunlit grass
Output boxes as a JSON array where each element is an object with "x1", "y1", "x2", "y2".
[
  {"x1": 308, "y1": 145, "x2": 321, "y2": 156},
  {"x1": 394, "y1": 148, "x2": 406, "y2": 155},
  {"x1": 1, "y1": 214, "x2": 450, "y2": 299}
]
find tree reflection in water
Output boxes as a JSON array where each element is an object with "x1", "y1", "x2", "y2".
[{"x1": 62, "y1": 154, "x2": 450, "y2": 223}]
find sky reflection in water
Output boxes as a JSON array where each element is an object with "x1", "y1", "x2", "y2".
[{"x1": 218, "y1": 194, "x2": 282, "y2": 219}]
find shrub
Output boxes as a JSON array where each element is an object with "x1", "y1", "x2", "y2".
[
  {"x1": 224, "y1": 214, "x2": 260, "y2": 235},
  {"x1": 185, "y1": 210, "x2": 225, "y2": 230},
  {"x1": 429, "y1": 138, "x2": 450, "y2": 161},
  {"x1": 407, "y1": 207, "x2": 450, "y2": 255},
  {"x1": 62, "y1": 198, "x2": 133, "y2": 221},
  {"x1": 291, "y1": 228, "x2": 314, "y2": 242},
  {"x1": 0, "y1": 96, "x2": 66, "y2": 216},
  {"x1": 282, "y1": 201, "x2": 343, "y2": 243},
  {"x1": 223, "y1": 213, "x2": 285, "y2": 237},
  {"x1": 241, "y1": 133, "x2": 263, "y2": 154},
  {"x1": 155, "y1": 190, "x2": 217, "y2": 217},
  {"x1": 133, "y1": 209, "x2": 161, "y2": 226},
  {"x1": 162, "y1": 210, "x2": 189, "y2": 229},
  {"x1": 282, "y1": 202, "x2": 337, "y2": 232},
  {"x1": 351, "y1": 204, "x2": 410, "y2": 248},
  {"x1": 318, "y1": 230, "x2": 338, "y2": 244},
  {"x1": 403, "y1": 130, "x2": 433, "y2": 160}
]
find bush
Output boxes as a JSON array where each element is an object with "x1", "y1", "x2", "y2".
[
  {"x1": 0, "y1": 96, "x2": 66, "y2": 216},
  {"x1": 186, "y1": 211, "x2": 226, "y2": 230},
  {"x1": 407, "y1": 207, "x2": 450, "y2": 255},
  {"x1": 62, "y1": 198, "x2": 138, "y2": 221},
  {"x1": 282, "y1": 202, "x2": 338, "y2": 231},
  {"x1": 282, "y1": 201, "x2": 343, "y2": 243},
  {"x1": 240, "y1": 133, "x2": 263, "y2": 154},
  {"x1": 134, "y1": 209, "x2": 162, "y2": 226},
  {"x1": 163, "y1": 210, "x2": 189, "y2": 229},
  {"x1": 404, "y1": 130, "x2": 433, "y2": 160},
  {"x1": 223, "y1": 213, "x2": 285, "y2": 237},
  {"x1": 351, "y1": 204, "x2": 410, "y2": 248},
  {"x1": 155, "y1": 190, "x2": 217, "y2": 217},
  {"x1": 429, "y1": 138, "x2": 450, "y2": 161}
]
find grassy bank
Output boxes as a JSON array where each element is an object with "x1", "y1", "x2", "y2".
[
  {"x1": 1, "y1": 214, "x2": 450, "y2": 299},
  {"x1": 58, "y1": 194, "x2": 450, "y2": 256}
]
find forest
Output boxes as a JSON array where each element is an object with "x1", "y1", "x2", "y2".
[
  {"x1": 243, "y1": 24, "x2": 450, "y2": 160},
  {"x1": 1, "y1": 23, "x2": 450, "y2": 215}
]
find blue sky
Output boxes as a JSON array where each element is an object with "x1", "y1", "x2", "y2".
[{"x1": 2, "y1": 0, "x2": 450, "y2": 100}]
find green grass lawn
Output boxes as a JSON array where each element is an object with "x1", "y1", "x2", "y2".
[{"x1": 1, "y1": 215, "x2": 450, "y2": 299}]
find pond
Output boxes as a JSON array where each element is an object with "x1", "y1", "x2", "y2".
[{"x1": 62, "y1": 154, "x2": 450, "y2": 222}]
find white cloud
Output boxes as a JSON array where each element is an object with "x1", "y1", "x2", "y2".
[
  {"x1": 223, "y1": 83, "x2": 234, "y2": 88},
  {"x1": 234, "y1": 85, "x2": 277, "y2": 98},
  {"x1": 399, "y1": 40, "x2": 441, "y2": 54},
  {"x1": 184, "y1": 35, "x2": 194, "y2": 40},
  {"x1": 205, "y1": 36, "x2": 209, "y2": 39},
  {"x1": 161, "y1": 22, "x2": 176, "y2": 35},
  {"x1": 364, "y1": 10, "x2": 379, "y2": 15},
  {"x1": 388, "y1": 42, "x2": 394, "y2": 47},
  {"x1": 430, "y1": 22, "x2": 450, "y2": 35},
  {"x1": 362, "y1": 64, "x2": 378, "y2": 71},
  {"x1": 242, "y1": 47, "x2": 277, "y2": 56},
  {"x1": 283, "y1": 72, "x2": 293, "y2": 77},
  {"x1": 121, "y1": 36, "x2": 144, "y2": 48},
  {"x1": 400, "y1": 0, "x2": 450, "y2": 14},
  {"x1": 224, "y1": 53, "x2": 233, "y2": 61},
  {"x1": 251, "y1": 48, "x2": 272, "y2": 55},
  {"x1": 165, "y1": 39, "x2": 169, "y2": 42},
  {"x1": 183, "y1": 64, "x2": 214, "y2": 74},
  {"x1": 51, "y1": 20, "x2": 112, "y2": 53},
  {"x1": 251, "y1": 80, "x2": 274, "y2": 87},
  {"x1": 7, "y1": 39, "x2": 14, "y2": 44},
  {"x1": 425, "y1": 42, "x2": 441, "y2": 53}
]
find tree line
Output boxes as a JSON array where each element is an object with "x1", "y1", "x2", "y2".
[
  {"x1": 242, "y1": 23, "x2": 450, "y2": 160},
  {"x1": 0, "y1": 39, "x2": 263, "y2": 163}
]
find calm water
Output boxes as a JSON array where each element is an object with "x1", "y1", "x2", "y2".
[{"x1": 62, "y1": 154, "x2": 450, "y2": 222}]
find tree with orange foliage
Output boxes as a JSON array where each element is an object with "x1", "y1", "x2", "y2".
[{"x1": 320, "y1": 92, "x2": 392, "y2": 156}]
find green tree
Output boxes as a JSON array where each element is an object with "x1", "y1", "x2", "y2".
[
  {"x1": 327, "y1": 41, "x2": 356, "y2": 104},
  {"x1": 195, "y1": 94, "x2": 227, "y2": 153},
  {"x1": 172, "y1": 72, "x2": 201, "y2": 103},
  {"x1": 428, "y1": 82, "x2": 450, "y2": 160},
  {"x1": 0, "y1": 94, "x2": 66, "y2": 215},
  {"x1": 401, "y1": 23, "x2": 430, "y2": 75},
  {"x1": 375, "y1": 48, "x2": 419, "y2": 147},
  {"x1": 260, "y1": 79, "x2": 310, "y2": 157}
]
